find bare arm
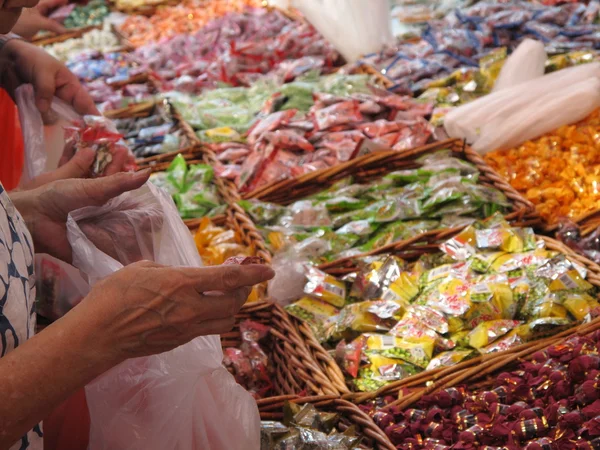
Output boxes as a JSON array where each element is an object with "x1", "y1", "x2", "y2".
[{"x1": 0, "y1": 302, "x2": 117, "y2": 449}]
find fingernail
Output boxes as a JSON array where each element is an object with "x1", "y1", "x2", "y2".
[
  {"x1": 134, "y1": 168, "x2": 152, "y2": 179},
  {"x1": 79, "y1": 148, "x2": 96, "y2": 162},
  {"x1": 257, "y1": 265, "x2": 275, "y2": 280}
]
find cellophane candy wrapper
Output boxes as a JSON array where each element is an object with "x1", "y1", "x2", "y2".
[
  {"x1": 16, "y1": 84, "x2": 80, "y2": 185},
  {"x1": 66, "y1": 182, "x2": 260, "y2": 450}
]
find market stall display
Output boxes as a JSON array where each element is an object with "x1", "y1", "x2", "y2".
[{"x1": 23, "y1": 0, "x2": 600, "y2": 447}]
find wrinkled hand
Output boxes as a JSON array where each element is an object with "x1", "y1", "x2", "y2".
[
  {"x1": 1, "y1": 39, "x2": 98, "y2": 115},
  {"x1": 14, "y1": 169, "x2": 151, "y2": 263},
  {"x1": 12, "y1": 8, "x2": 66, "y2": 39},
  {"x1": 21, "y1": 147, "x2": 135, "y2": 190},
  {"x1": 77, "y1": 261, "x2": 274, "y2": 360}
]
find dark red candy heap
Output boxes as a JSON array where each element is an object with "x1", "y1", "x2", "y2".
[{"x1": 361, "y1": 330, "x2": 600, "y2": 449}]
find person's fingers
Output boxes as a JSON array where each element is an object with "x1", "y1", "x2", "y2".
[
  {"x1": 50, "y1": 148, "x2": 96, "y2": 180},
  {"x1": 197, "y1": 286, "x2": 252, "y2": 320},
  {"x1": 186, "y1": 316, "x2": 237, "y2": 338},
  {"x1": 104, "y1": 147, "x2": 129, "y2": 176},
  {"x1": 32, "y1": 63, "x2": 57, "y2": 114},
  {"x1": 39, "y1": 16, "x2": 66, "y2": 34},
  {"x1": 55, "y1": 72, "x2": 100, "y2": 116},
  {"x1": 76, "y1": 169, "x2": 151, "y2": 208},
  {"x1": 180, "y1": 264, "x2": 275, "y2": 293}
]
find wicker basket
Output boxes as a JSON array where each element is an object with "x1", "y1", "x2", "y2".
[
  {"x1": 257, "y1": 395, "x2": 395, "y2": 450},
  {"x1": 32, "y1": 25, "x2": 101, "y2": 46},
  {"x1": 223, "y1": 300, "x2": 342, "y2": 396},
  {"x1": 323, "y1": 235, "x2": 600, "y2": 405},
  {"x1": 243, "y1": 138, "x2": 539, "y2": 229}
]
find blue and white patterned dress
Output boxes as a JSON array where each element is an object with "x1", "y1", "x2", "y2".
[{"x1": 0, "y1": 183, "x2": 42, "y2": 450}]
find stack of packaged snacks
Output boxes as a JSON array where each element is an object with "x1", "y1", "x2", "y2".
[
  {"x1": 149, "y1": 154, "x2": 225, "y2": 220},
  {"x1": 484, "y1": 109, "x2": 600, "y2": 226},
  {"x1": 118, "y1": 0, "x2": 262, "y2": 47},
  {"x1": 260, "y1": 402, "x2": 362, "y2": 449},
  {"x1": 221, "y1": 89, "x2": 433, "y2": 193},
  {"x1": 241, "y1": 150, "x2": 509, "y2": 265},
  {"x1": 362, "y1": 1, "x2": 600, "y2": 95},
  {"x1": 284, "y1": 213, "x2": 599, "y2": 392},
  {"x1": 131, "y1": 8, "x2": 339, "y2": 94},
  {"x1": 361, "y1": 328, "x2": 600, "y2": 449},
  {"x1": 113, "y1": 103, "x2": 186, "y2": 158}
]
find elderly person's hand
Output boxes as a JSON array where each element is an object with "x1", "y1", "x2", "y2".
[
  {"x1": 12, "y1": 169, "x2": 152, "y2": 263},
  {"x1": 1, "y1": 38, "x2": 98, "y2": 115}
]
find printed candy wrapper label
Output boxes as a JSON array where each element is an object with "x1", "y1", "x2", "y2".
[
  {"x1": 285, "y1": 297, "x2": 339, "y2": 343},
  {"x1": 564, "y1": 293, "x2": 598, "y2": 321},
  {"x1": 467, "y1": 319, "x2": 521, "y2": 349},
  {"x1": 365, "y1": 334, "x2": 434, "y2": 369},
  {"x1": 549, "y1": 269, "x2": 593, "y2": 292}
]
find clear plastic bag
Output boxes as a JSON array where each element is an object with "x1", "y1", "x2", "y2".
[
  {"x1": 444, "y1": 62, "x2": 600, "y2": 152},
  {"x1": 66, "y1": 182, "x2": 260, "y2": 450},
  {"x1": 16, "y1": 84, "x2": 80, "y2": 185},
  {"x1": 492, "y1": 38, "x2": 546, "y2": 92}
]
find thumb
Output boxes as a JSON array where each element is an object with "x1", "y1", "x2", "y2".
[
  {"x1": 33, "y1": 66, "x2": 57, "y2": 114},
  {"x1": 74, "y1": 169, "x2": 151, "y2": 209}
]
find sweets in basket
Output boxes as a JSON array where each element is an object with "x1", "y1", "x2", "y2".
[
  {"x1": 283, "y1": 213, "x2": 600, "y2": 393},
  {"x1": 360, "y1": 326, "x2": 600, "y2": 449}
]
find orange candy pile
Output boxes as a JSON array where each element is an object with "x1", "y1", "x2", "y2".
[
  {"x1": 485, "y1": 109, "x2": 600, "y2": 225},
  {"x1": 120, "y1": 0, "x2": 263, "y2": 47}
]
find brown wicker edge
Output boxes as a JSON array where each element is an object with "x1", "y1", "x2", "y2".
[
  {"x1": 32, "y1": 25, "x2": 101, "y2": 46},
  {"x1": 257, "y1": 395, "x2": 395, "y2": 450},
  {"x1": 223, "y1": 300, "x2": 342, "y2": 397},
  {"x1": 340, "y1": 235, "x2": 600, "y2": 407}
]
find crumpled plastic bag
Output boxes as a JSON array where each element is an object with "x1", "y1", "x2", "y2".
[
  {"x1": 492, "y1": 38, "x2": 546, "y2": 92},
  {"x1": 268, "y1": 248, "x2": 309, "y2": 306},
  {"x1": 444, "y1": 62, "x2": 600, "y2": 153},
  {"x1": 16, "y1": 84, "x2": 79, "y2": 185},
  {"x1": 66, "y1": 182, "x2": 260, "y2": 450}
]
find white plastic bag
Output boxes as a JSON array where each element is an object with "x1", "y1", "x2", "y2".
[
  {"x1": 473, "y1": 77, "x2": 600, "y2": 153},
  {"x1": 15, "y1": 84, "x2": 80, "y2": 185},
  {"x1": 444, "y1": 63, "x2": 600, "y2": 151},
  {"x1": 492, "y1": 39, "x2": 546, "y2": 92},
  {"x1": 66, "y1": 182, "x2": 260, "y2": 450},
  {"x1": 294, "y1": 0, "x2": 393, "y2": 63}
]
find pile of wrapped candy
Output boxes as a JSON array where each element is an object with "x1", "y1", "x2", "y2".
[
  {"x1": 43, "y1": 24, "x2": 122, "y2": 62},
  {"x1": 361, "y1": 329, "x2": 600, "y2": 449},
  {"x1": 49, "y1": 0, "x2": 110, "y2": 29},
  {"x1": 224, "y1": 319, "x2": 273, "y2": 400},
  {"x1": 67, "y1": 51, "x2": 150, "y2": 113},
  {"x1": 242, "y1": 151, "x2": 509, "y2": 264},
  {"x1": 113, "y1": 103, "x2": 186, "y2": 158},
  {"x1": 193, "y1": 217, "x2": 251, "y2": 266},
  {"x1": 119, "y1": 0, "x2": 262, "y2": 47},
  {"x1": 130, "y1": 8, "x2": 339, "y2": 93},
  {"x1": 485, "y1": 108, "x2": 600, "y2": 225},
  {"x1": 261, "y1": 402, "x2": 361, "y2": 449},
  {"x1": 149, "y1": 154, "x2": 224, "y2": 219},
  {"x1": 285, "y1": 214, "x2": 599, "y2": 392},
  {"x1": 362, "y1": 1, "x2": 600, "y2": 94}
]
